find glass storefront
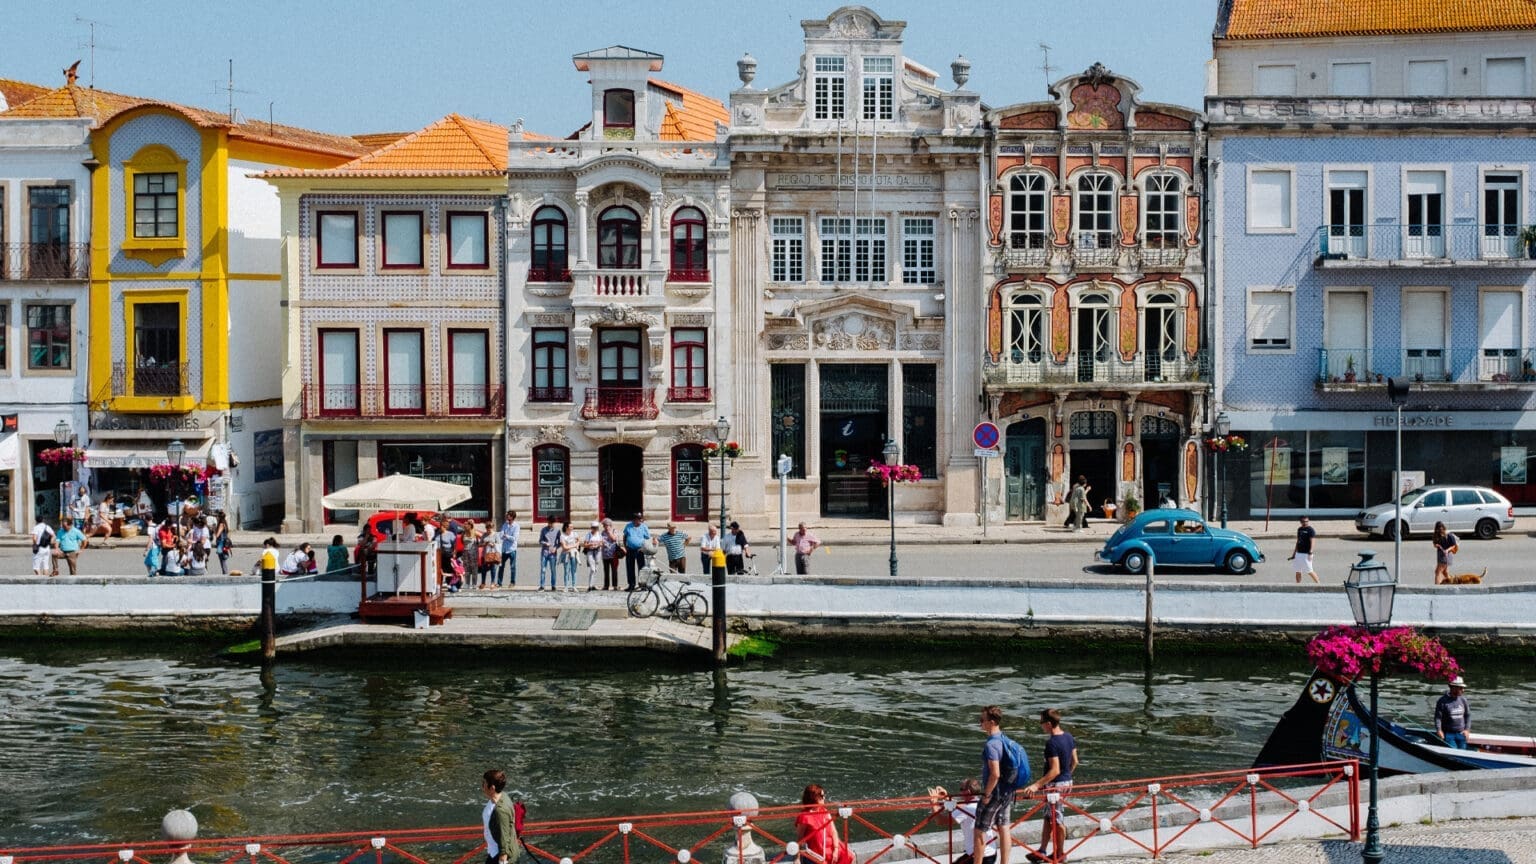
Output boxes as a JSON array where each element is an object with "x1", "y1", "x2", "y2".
[{"x1": 379, "y1": 441, "x2": 493, "y2": 518}]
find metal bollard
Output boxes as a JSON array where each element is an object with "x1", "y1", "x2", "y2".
[
  {"x1": 722, "y1": 792, "x2": 764, "y2": 864},
  {"x1": 161, "y1": 809, "x2": 197, "y2": 864},
  {"x1": 711, "y1": 547, "x2": 728, "y2": 665}
]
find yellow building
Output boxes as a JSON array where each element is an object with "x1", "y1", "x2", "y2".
[{"x1": 4, "y1": 85, "x2": 366, "y2": 525}]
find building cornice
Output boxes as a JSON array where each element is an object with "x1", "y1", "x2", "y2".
[{"x1": 1206, "y1": 96, "x2": 1536, "y2": 129}]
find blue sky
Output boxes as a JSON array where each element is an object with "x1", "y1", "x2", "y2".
[{"x1": 10, "y1": 0, "x2": 1218, "y2": 137}]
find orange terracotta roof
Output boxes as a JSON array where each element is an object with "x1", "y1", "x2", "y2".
[
  {"x1": 0, "y1": 78, "x2": 49, "y2": 110},
  {"x1": 1219, "y1": 0, "x2": 1536, "y2": 39},
  {"x1": 650, "y1": 78, "x2": 728, "y2": 142},
  {"x1": 0, "y1": 84, "x2": 367, "y2": 160},
  {"x1": 265, "y1": 113, "x2": 543, "y2": 178},
  {"x1": 352, "y1": 131, "x2": 411, "y2": 150}
]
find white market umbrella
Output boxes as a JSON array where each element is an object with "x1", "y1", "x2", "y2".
[{"x1": 320, "y1": 473, "x2": 471, "y2": 512}]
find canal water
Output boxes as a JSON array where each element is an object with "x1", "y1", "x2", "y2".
[{"x1": 2, "y1": 641, "x2": 1533, "y2": 847}]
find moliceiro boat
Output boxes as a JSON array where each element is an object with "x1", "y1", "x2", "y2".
[{"x1": 1254, "y1": 670, "x2": 1536, "y2": 774}]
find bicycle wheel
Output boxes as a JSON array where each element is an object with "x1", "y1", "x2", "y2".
[
  {"x1": 676, "y1": 591, "x2": 709, "y2": 626},
  {"x1": 627, "y1": 585, "x2": 660, "y2": 618}
]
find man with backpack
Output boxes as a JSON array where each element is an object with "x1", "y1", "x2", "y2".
[
  {"x1": 976, "y1": 705, "x2": 1030, "y2": 864},
  {"x1": 31, "y1": 519, "x2": 56, "y2": 575}
]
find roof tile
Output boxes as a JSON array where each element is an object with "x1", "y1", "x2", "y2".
[
  {"x1": 650, "y1": 78, "x2": 727, "y2": 142},
  {"x1": 265, "y1": 113, "x2": 550, "y2": 178},
  {"x1": 1221, "y1": 0, "x2": 1536, "y2": 39},
  {"x1": 0, "y1": 78, "x2": 49, "y2": 111}
]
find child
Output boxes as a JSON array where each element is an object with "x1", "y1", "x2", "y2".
[{"x1": 143, "y1": 533, "x2": 162, "y2": 577}]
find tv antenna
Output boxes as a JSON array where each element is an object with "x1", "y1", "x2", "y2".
[
  {"x1": 75, "y1": 15, "x2": 106, "y2": 88},
  {"x1": 1038, "y1": 43, "x2": 1056, "y2": 89},
  {"x1": 213, "y1": 59, "x2": 257, "y2": 122}
]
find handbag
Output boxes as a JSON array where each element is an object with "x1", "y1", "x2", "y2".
[{"x1": 483, "y1": 549, "x2": 501, "y2": 565}]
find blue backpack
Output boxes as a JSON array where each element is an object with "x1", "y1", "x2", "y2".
[{"x1": 997, "y1": 734, "x2": 1031, "y2": 792}]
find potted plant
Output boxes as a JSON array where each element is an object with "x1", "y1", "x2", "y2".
[
  {"x1": 1520, "y1": 225, "x2": 1536, "y2": 259},
  {"x1": 1343, "y1": 355, "x2": 1357, "y2": 383},
  {"x1": 1122, "y1": 493, "x2": 1141, "y2": 521}
]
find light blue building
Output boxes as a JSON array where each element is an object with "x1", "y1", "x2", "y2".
[{"x1": 1208, "y1": 0, "x2": 1536, "y2": 521}]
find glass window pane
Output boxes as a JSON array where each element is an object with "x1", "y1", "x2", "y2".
[
  {"x1": 318, "y1": 213, "x2": 357, "y2": 266},
  {"x1": 382, "y1": 213, "x2": 423, "y2": 267},
  {"x1": 449, "y1": 213, "x2": 487, "y2": 266}
]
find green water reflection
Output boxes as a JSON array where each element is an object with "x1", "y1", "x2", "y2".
[{"x1": 1, "y1": 642, "x2": 1532, "y2": 847}]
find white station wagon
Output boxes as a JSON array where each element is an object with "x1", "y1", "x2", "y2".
[{"x1": 1355, "y1": 485, "x2": 1516, "y2": 540}]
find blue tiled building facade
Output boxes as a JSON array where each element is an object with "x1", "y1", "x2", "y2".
[{"x1": 1208, "y1": 12, "x2": 1536, "y2": 520}]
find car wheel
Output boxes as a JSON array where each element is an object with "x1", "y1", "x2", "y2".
[
  {"x1": 1122, "y1": 550, "x2": 1148, "y2": 575},
  {"x1": 1475, "y1": 518, "x2": 1499, "y2": 540},
  {"x1": 1225, "y1": 550, "x2": 1252, "y2": 575},
  {"x1": 1383, "y1": 520, "x2": 1408, "y2": 541}
]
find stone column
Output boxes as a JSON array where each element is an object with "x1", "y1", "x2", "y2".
[
  {"x1": 575, "y1": 192, "x2": 590, "y2": 265},
  {"x1": 650, "y1": 195, "x2": 665, "y2": 269}
]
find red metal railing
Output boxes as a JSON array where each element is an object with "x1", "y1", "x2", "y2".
[
  {"x1": 666, "y1": 386, "x2": 712, "y2": 403},
  {"x1": 667, "y1": 268, "x2": 710, "y2": 283},
  {"x1": 0, "y1": 762, "x2": 1358, "y2": 864},
  {"x1": 528, "y1": 266, "x2": 571, "y2": 283},
  {"x1": 301, "y1": 385, "x2": 505, "y2": 419},
  {"x1": 580, "y1": 387, "x2": 659, "y2": 419}
]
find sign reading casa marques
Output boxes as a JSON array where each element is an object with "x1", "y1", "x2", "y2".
[{"x1": 768, "y1": 173, "x2": 936, "y2": 190}]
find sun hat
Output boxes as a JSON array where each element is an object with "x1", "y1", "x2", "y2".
[{"x1": 1449, "y1": 676, "x2": 1466, "y2": 688}]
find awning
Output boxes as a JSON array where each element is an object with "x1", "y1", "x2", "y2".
[
  {"x1": 0, "y1": 435, "x2": 16, "y2": 471},
  {"x1": 86, "y1": 440, "x2": 212, "y2": 469}
]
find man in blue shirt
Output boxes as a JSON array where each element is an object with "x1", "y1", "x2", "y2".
[
  {"x1": 1022, "y1": 708, "x2": 1079, "y2": 864},
  {"x1": 537, "y1": 517, "x2": 559, "y2": 591},
  {"x1": 974, "y1": 705, "x2": 1018, "y2": 864},
  {"x1": 54, "y1": 517, "x2": 88, "y2": 576},
  {"x1": 498, "y1": 510, "x2": 519, "y2": 587},
  {"x1": 622, "y1": 513, "x2": 651, "y2": 590}
]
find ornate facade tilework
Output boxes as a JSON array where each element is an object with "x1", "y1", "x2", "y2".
[{"x1": 106, "y1": 112, "x2": 203, "y2": 274}]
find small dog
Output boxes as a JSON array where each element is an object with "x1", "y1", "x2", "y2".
[{"x1": 1444, "y1": 568, "x2": 1486, "y2": 585}]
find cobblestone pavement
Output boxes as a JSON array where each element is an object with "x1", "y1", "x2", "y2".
[{"x1": 1084, "y1": 816, "x2": 1536, "y2": 863}]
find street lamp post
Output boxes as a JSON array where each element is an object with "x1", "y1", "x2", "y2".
[
  {"x1": 711, "y1": 416, "x2": 731, "y2": 666},
  {"x1": 1343, "y1": 549, "x2": 1398, "y2": 864},
  {"x1": 1214, "y1": 411, "x2": 1231, "y2": 529},
  {"x1": 883, "y1": 439, "x2": 900, "y2": 578},
  {"x1": 714, "y1": 417, "x2": 730, "y2": 539},
  {"x1": 166, "y1": 439, "x2": 187, "y2": 467}
]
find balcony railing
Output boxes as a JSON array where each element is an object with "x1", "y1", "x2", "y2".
[
  {"x1": 529, "y1": 386, "x2": 573, "y2": 403},
  {"x1": 111, "y1": 361, "x2": 191, "y2": 398},
  {"x1": 1139, "y1": 245, "x2": 1188, "y2": 269},
  {"x1": 1071, "y1": 235, "x2": 1122, "y2": 269},
  {"x1": 983, "y1": 349, "x2": 1210, "y2": 386},
  {"x1": 527, "y1": 266, "x2": 571, "y2": 283},
  {"x1": 1316, "y1": 347, "x2": 1536, "y2": 386},
  {"x1": 580, "y1": 386, "x2": 659, "y2": 420},
  {"x1": 1, "y1": 243, "x2": 90, "y2": 281},
  {"x1": 666, "y1": 268, "x2": 710, "y2": 283},
  {"x1": 1004, "y1": 234, "x2": 1050, "y2": 269},
  {"x1": 300, "y1": 384, "x2": 505, "y2": 419},
  {"x1": 1315, "y1": 224, "x2": 1536, "y2": 265},
  {"x1": 666, "y1": 386, "x2": 712, "y2": 403},
  {"x1": 594, "y1": 270, "x2": 652, "y2": 296}
]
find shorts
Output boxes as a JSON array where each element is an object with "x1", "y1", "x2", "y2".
[
  {"x1": 1042, "y1": 781, "x2": 1072, "y2": 822},
  {"x1": 974, "y1": 789, "x2": 1014, "y2": 830},
  {"x1": 1293, "y1": 552, "x2": 1314, "y2": 574},
  {"x1": 33, "y1": 548, "x2": 53, "y2": 573}
]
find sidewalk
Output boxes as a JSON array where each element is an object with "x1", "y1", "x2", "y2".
[{"x1": 1084, "y1": 815, "x2": 1536, "y2": 862}]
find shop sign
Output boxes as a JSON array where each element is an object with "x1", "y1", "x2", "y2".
[
  {"x1": 768, "y1": 172, "x2": 935, "y2": 190},
  {"x1": 673, "y1": 447, "x2": 707, "y2": 521},
  {"x1": 89, "y1": 412, "x2": 204, "y2": 431},
  {"x1": 1373, "y1": 414, "x2": 1455, "y2": 428},
  {"x1": 534, "y1": 446, "x2": 568, "y2": 521}
]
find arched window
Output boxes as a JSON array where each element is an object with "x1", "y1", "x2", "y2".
[
  {"x1": 1008, "y1": 174, "x2": 1049, "y2": 251},
  {"x1": 1075, "y1": 291, "x2": 1114, "y2": 382},
  {"x1": 1143, "y1": 290, "x2": 1181, "y2": 382},
  {"x1": 1142, "y1": 174, "x2": 1182, "y2": 248},
  {"x1": 597, "y1": 206, "x2": 640, "y2": 269},
  {"x1": 1007, "y1": 293, "x2": 1048, "y2": 364},
  {"x1": 669, "y1": 206, "x2": 708, "y2": 281},
  {"x1": 530, "y1": 206, "x2": 568, "y2": 281},
  {"x1": 1074, "y1": 173, "x2": 1116, "y2": 250}
]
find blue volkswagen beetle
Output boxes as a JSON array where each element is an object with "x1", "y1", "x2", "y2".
[{"x1": 1095, "y1": 508, "x2": 1264, "y2": 575}]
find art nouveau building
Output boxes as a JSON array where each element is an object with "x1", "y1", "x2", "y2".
[
  {"x1": 727, "y1": 7, "x2": 985, "y2": 526},
  {"x1": 504, "y1": 47, "x2": 732, "y2": 526},
  {"x1": 982, "y1": 65, "x2": 1209, "y2": 524},
  {"x1": 268, "y1": 115, "x2": 513, "y2": 531}
]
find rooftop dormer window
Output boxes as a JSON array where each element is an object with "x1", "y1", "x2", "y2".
[
  {"x1": 813, "y1": 56, "x2": 846, "y2": 120},
  {"x1": 604, "y1": 89, "x2": 635, "y2": 139},
  {"x1": 861, "y1": 56, "x2": 894, "y2": 121}
]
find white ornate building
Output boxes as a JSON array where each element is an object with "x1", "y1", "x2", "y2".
[
  {"x1": 503, "y1": 47, "x2": 733, "y2": 526},
  {"x1": 727, "y1": 6, "x2": 986, "y2": 525}
]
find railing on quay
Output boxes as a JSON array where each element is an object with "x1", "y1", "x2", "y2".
[{"x1": 0, "y1": 761, "x2": 1359, "y2": 864}]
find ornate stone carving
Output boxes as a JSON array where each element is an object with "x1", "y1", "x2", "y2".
[
  {"x1": 901, "y1": 332, "x2": 942, "y2": 351},
  {"x1": 767, "y1": 332, "x2": 810, "y2": 351},
  {"x1": 574, "y1": 339, "x2": 591, "y2": 380},
  {"x1": 1067, "y1": 82, "x2": 1124, "y2": 131},
  {"x1": 671, "y1": 313, "x2": 710, "y2": 326},
  {"x1": 1051, "y1": 194, "x2": 1071, "y2": 246},
  {"x1": 1183, "y1": 440, "x2": 1200, "y2": 502},
  {"x1": 1118, "y1": 195, "x2": 1139, "y2": 247},
  {"x1": 511, "y1": 424, "x2": 571, "y2": 446},
  {"x1": 1184, "y1": 198, "x2": 1201, "y2": 248},
  {"x1": 830, "y1": 11, "x2": 875, "y2": 38},
  {"x1": 527, "y1": 285, "x2": 573, "y2": 298},
  {"x1": 645, "y1": 463, "x2": 668, "y2": 481},
  {"x1": 813, "y1": 313, "x2": 894, "y2": 351},
  {"x1": 672, "y1": 424, "x2": 713, "y2": 445},
  {"x1": 580, "y1": 303, "x2": 657, "y2": 329},
  {"x1": 528, "y1": 312, "x2": 572, "y2": 326}
]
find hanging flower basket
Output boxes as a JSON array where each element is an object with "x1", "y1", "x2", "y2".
[
  {"x1": 1305, "y1": 625, "x2": 1460, "y2": 683},
  {"x1": 866, "y1": 461, "x2": 923, "y2": 486},
  {"x1": 702, "y1": 441, "x2": 742, "y2": 459},
  {"x1": 38, "y1": 446, "x2": 88, "y2": 465},
  {"x1": 148, "y1": 463, "x2": 210, "y2": 484},
  {"x1": 1204, "y1": 434, "x2": 1248, "y2": 453}
]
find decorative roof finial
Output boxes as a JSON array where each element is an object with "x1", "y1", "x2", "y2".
[
  {"x1": 951, "y1": 55, "x2": 971, "y2": 90},
  {"x1": 1084, "y1": 62, "x2": 1115, "y2": 88},
  {"x1": 737, "y1": 53, "x2": 757, "y2": 88}
]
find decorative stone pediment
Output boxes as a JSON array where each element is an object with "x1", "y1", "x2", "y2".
[
  {"x1": 509, "y1": 424, "x2": 572, "y2": 447},
  {"x1": 766, "y1": 295, "x2": 931, "y2": 353},
  {"x1": 582, "y1": 422, "x2": 658, "y2": 445},
  {"x1": 579, "y1": 303, "x2": 658, "y2": 329}
]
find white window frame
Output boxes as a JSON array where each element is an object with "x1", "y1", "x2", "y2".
[
  {"x1": 1483, "y1": 55, "x2": 1531, "y2": 97},
  {"x1": 1400, "y1": 287, "x2": 1450, "y2": 381},
  {"x1": 1329, "y1": 60, "x2": 1374, "y2": 96},
  {"x1": 1403, "y1": 57, "x2": 1451, "y2": 97},
  {"x1": 861, "y1": 56, "x2": 894, "y2": 121},
  {"x1": 1323, "y1": 165, "x2": 1374, "y2": 258},
  {"x1": 1140, "y1": 286, "x2": 1183, "y2": 371},
  {"x1": 1245, "y1": 165, "x2": 1296, "y2": 234},
  {"x1": 819, "y1": 216, "x2": 851, "y2": 283},
  {"x1": 813, "y1": 56, "x2": 847, "y2": 121},
  {"x1": 770, "y1": 216, "x2": 805, "y2": 283},
  {"x1": 1141, "y1": 173, "x2": 1183, "y2": 248},
  {"x1": 900, "y1": 217, "x2": 936, "y2": 284},
  {"x1": 1072, "y1": 171, "x2": 1117, "y2": 249},
  {"x1": 1006, "y1": 290, "x2": 1050, "y2": 362},
  {"x1": 1253, "y1": 63, "x2": 1298, "y2": 96},
  {"x1": 1007, "y1": 172, "x2": 1050, "y2": 250},
  {"x1": 1479, "y1": 165, "x2": 1527, "y2": 259},
  {"x1": 1322, "y1": 286, "x2": 1373, "y2": 377},
  {"x1": 1400, "y1": 164, "x2": 1450, "y2": 259},
  {"x1": 1478, "y1": 286, "x2": 1526, "y2": 379},
  {"x1": 854, "y1": 217, "x2": 888, "y2": 283},
  {"x1": 1245, "y1": 286, "x2": 1295, "y2": 355}
]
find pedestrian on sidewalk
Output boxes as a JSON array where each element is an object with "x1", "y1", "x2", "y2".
[
  {"x1": 156, "y1": 519, "x2": 177, "y2": 575},
  {"x1": 1290, "y1": 516, "x2": 1319, "y2": 584},
  {"x1": 499, "y1": 511, "x2": 520, "y2": 587},
  {"x1": 975, "y1": 705, "x2": 1026, "y2": 864},
  {"x1": 1434, "y1": 676, "x2": 1471, "y2": 749},
  {"x1": 142, "y1": 531, "x2": 162, "y2": 577},
  {"x1": 53, "y1": 518, "x2": 87, "y2": 576},
  {"x1": 1021, "y1": 708, "x2": 1078, "y2": 864},
  {"x1": 480, "y1": 768, "x2": 521, "y2": 864},
  {"x1": 31, "y1": 519, "x2": 56, "y2": 576},
  {"x1": 1432, "y1": 522, "x2": 1460, "y2": 585},
  {"x1": 558, "y1": 520, "x2": 580, "y2": 592},
  {"x1": 1067, "y1": 477, "x2": 1090, "y2": 532},
  {"x1": 211, "y1": 512, "x2": 233, "y2": 574},
  {"x1": 792, "y1": 522, "x2": 821, "y2": 575},
  {"x1": 537, "y1": 517, "x2": 559, "y2": 591},
  {"x1": 699, "y1": 524, "x2": 722, "y2": 574},
  {"x1": 725, "y1": 521, "x2": 750, "y2": 575},
  {"x1": 601, "y1": 518, "x2": 621, "y2": 590},
  {"x1": 623, "y1": 513, "x2": 652, "y2": 590},
  {"x1": 659, "y1": 523, "x2": 690, "y2": 574},
  {"x1": 477, "y1": 524, "x2": 502, "y2": 589},
  {"x1": 583, "y1": 521, "x2": 606, "y2": 591},
  {"x1": 162, "y1": 538, "x2": 187, "y2": 576}
]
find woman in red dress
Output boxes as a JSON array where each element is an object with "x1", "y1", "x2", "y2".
[{"x1": 795, "y1": 785, "x2": 854, "y2": 864}]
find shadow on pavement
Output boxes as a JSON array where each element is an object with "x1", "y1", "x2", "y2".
[{"x1": 1321, "y1": 839, "x2": 1515, "y2": 863}]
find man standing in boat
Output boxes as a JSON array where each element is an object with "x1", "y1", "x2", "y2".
[{"x1": 1434, "y1": 676, "x2": 1471, "y2": 749}]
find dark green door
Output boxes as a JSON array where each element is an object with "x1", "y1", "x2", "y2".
[{"x1": 1005, "y1": 418, "x2": 1046, "y2": 521}]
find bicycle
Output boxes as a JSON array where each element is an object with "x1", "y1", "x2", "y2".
[{"x1": 626, "y1": 563, "x2": 709, "y2": 625}]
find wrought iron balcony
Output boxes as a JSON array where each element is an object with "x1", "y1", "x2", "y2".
[
  {"x1": 666, "y1": 386, "x2": 712, "y2": 403},
  {"x1": 1071, "y1": 235, "x2": 1122, "y2": 269},
  {"x1": 528, "y1": 386, "x2": 573, "y2": 403},
  {"x1": 666, "y1": 268, "x2": 710, "y2": 283},
  {"x1": 580, "y1": 386, "x2": 659, "y2": 420},
  {"x1": 1316, "y1": 347, "x2": 1536, "y2": 389},
  {"x1": 527, "y1": 265, "x2": 571, "y2": 283},
  {"x1": 1003, "y1": 234, "x2": 1051, "y2": 270},
  {"x1": 1, "y1": 243, "x2": 90, "y2": 281},
  {"x1": 983, "y1": 349, "x2": 1210, "y2": 387},
  {"x1": 1138, "y1": 245, "x2": 1188, "y2": 270},
  {"x1": 1315, "y1": 224, "x2": 1536, "y2": 267},
  {"x1": 300, "y1": 384, "x2": 505, "y2": 419},
  {"x1": 111, "y1": 361, "x2": 191, "y2": 398}
]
